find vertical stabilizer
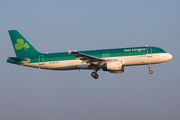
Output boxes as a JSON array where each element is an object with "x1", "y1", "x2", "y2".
[{"x1": 8, "y1": 30, "x2": 40, "y2": 57}]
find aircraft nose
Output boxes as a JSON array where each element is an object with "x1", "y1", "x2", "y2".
[{"x1": 167, "y1": 53, "x2": 173, "y2": 60}]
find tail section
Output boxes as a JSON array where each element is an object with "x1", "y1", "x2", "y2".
[{"x1": 8, "y1": 30, "x2": 40, "y2": 57}]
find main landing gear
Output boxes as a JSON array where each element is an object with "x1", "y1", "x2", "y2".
[
  {"x1": 148, "y1": 64, "x2": 153, "y2": 74},
  {"x1": 91, "y1": 69, "x2": 99, "y2": 79}
]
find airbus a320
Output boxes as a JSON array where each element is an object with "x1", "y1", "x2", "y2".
[{"x1": 7, "y1": 30, "x2": 172, "y2": 79}]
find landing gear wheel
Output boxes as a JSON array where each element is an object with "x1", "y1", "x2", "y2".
[
  {"x1": 148, "y1": 64, "x2": 153, "y2": 74},
  {"x1": 91, "y1": 68, "x2": 100, "y2": 79},
  {"x1": 149, "y1": 70, "x2": 153, "y2": 74},
  {"x1": 94, "y1": 74, "x2": 99, "y2": 79},
  {"x1": 91, "y1": 72, "x2": 96, "y2": 77},
  {"x1": 91, "y1": 72, "x2": 99, "y2": 79}
]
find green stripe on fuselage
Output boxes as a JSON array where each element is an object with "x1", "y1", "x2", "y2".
[{"x1": 8, "y1": 46, "x2": 166, "y2": 64}]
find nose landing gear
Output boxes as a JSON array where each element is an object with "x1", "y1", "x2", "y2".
[{"x1": 148, "y1": 64, "x2": 153, "y2": 74}]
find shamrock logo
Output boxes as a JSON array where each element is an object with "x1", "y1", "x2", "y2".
[{"x1": 15, "y1": 39, "x2": 30, "y2": 51}]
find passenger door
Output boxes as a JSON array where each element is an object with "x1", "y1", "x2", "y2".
[
  {"x1": 147, "y1": 48, "x2": 152, "y2": 57},
  {"x1": 39, "y1": 55, "x2": 44, "y2": 65}
]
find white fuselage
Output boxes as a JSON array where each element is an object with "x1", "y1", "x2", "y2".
[{"x1": 22, "y1": 53, "x2": 172, "y2": 70}]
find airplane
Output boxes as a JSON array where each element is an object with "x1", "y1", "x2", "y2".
[{"x1": 7, "y1": 30, "x2": 173, "y2": 79}]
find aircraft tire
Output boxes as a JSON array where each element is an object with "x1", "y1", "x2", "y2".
[
  {"x1": 94, "y1": 74, "x2": 99, "y2": 79},
  {"x1": 91, "y1": 72, "x2": 96, "y2": 77},
  {"x1": 149, "y1": 70, "x2": 153, "y2": 74}
]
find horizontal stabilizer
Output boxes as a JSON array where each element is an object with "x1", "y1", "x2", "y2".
[{"x1": 8, "y1": 57, "x2": 30, "y2": 62}]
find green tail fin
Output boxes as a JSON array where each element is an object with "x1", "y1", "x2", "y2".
[{"x1": 8, "y1": 30, "x2": 40, "y2": 57}]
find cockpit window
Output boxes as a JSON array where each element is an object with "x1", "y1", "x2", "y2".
[{"x1": 158, "y1": 50, "x2": 165, "y2": 53}]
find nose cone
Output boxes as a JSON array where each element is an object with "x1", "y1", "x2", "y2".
[{"x1": 167, "y1": 53, "x2": 173, "y2": 61}]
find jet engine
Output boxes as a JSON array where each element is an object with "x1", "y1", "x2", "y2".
[
  {"x1": 107, "y1": 61, "x2": 123, "y2": 70},
  {"x1": 102, "y1": 60, "x2": 124, "y2": 73}
]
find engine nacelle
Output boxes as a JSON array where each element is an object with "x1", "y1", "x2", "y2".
[{"x1": 107, "y1": 60, "x2": 123, "y2": 71}]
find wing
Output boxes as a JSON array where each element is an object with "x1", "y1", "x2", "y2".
[{"x1": 68, "y1": 50, "x2": 106, "y2": 66}]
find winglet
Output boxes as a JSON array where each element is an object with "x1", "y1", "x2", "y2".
[{"x1": 67, "y1": 49, "x2": 72, "y2": 54}]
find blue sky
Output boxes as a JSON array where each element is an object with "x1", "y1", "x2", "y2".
[{"x1": 0, "y1": 0, "x2": 180, "y2": 120}]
